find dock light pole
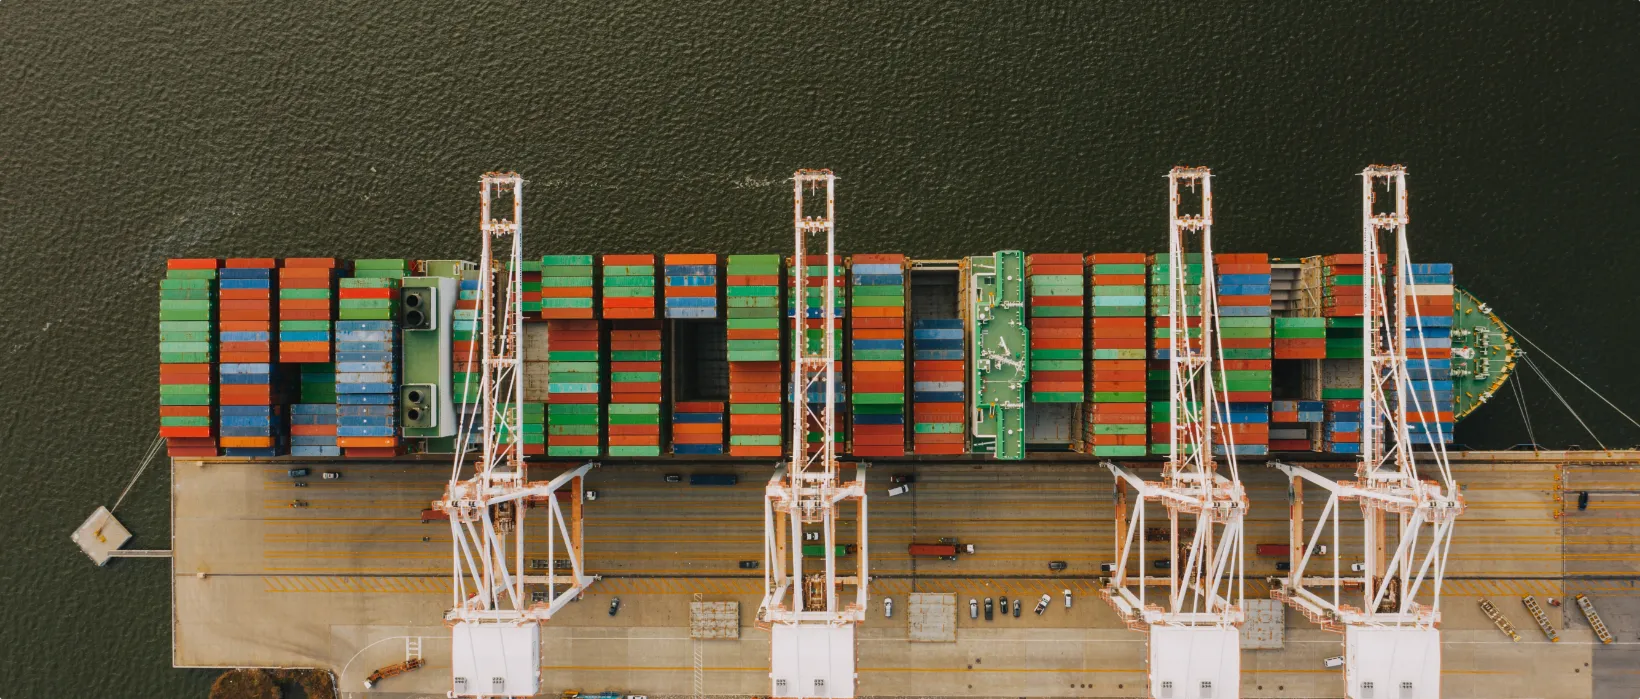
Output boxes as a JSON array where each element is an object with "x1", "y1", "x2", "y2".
[
  {"x1": 1101, "y1": 167, "x2": 1248, "y2": 699},
  {"x1": 1270, "y1": 166, "x2": 1465, "y2": 699},
  {"x1": 757, "y1": 169, "x2": 868, "y2": 699},
  {"x1": 435, "y1": 173, "x2": 598, "y2": 698}
]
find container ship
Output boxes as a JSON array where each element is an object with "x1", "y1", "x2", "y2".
[{"x1": 156, "y1": 252, "x2": 1514, "y2": 461}]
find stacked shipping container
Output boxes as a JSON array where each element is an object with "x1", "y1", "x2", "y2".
[
  {"x1": 726, "y1": 255, "x2": 783, "y2": 457},
  {"x1": 1403, "y1": 263, "x2": 1455, "y2": 446},
  {"x1": 609, "y1": 320, "x2": 663, "y2": 456},
  {"x1": 1320, "y1": 253, "x2": 1378, "y2": 454},
  {"x1": 277, "y1": 258, "x2": 337, "y2": 363},
  {"x1": 664, "y1": 254, "x2": 718, "y2": 319},
  {"x1": 672, "y1": 401, "x2": 725, "y2": 455},
  {"x1": 1214, "y1": 253, "x2": 1273, "y2": 456},
  {"x1": 1084, "y1": 254, "x2": 1148, "y2": 457},
  {"x1": 336, "y1": 259, "x2": 406, "y2": 457},
  {"x1": 603, "y1": 254, "x2": 657, "y2": 319},
  {"x1": 292, "y1": 361, "x2": 340, "y2": 457},
  {"x1": 849, "y1": 255, "x2": 907, "y2": 457},
  {"x1": 219, "y1": 259, "x2": 283, "y2": 457},
  {"x1": 541, "y1": 255, "x2": 596, "y2": 320},
  {"x1": 912, "y1": 319, "x2": 965, "y2": 455},
  {"x1": 545, "y1": 319, "x2": 601, "y2": 457},
  {"x1": 1026, "y1": 254, "x2": 1086, "y2": 404},
  {"x1": 159, "y1": 259, "x2": 219, "y2": 457}
]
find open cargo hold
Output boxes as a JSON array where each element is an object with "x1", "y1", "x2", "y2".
[
  {"x1": 726, "y1": 255, "x2": 783, "y2": 457},
  {"x1": 850, "y1": 254, "x2": 907, "y2": 457},
  {"x1": 789, "y1": 254, "x2": 847, "y2": 455},
  {"x1": 664, "y1": 253, "x2": 718, "y2": 319},
  {"x1": 160, "y1": 258, "x2": 220, "y2": 457},
  {"x1": 1083, "y1": 254, "x2": 1148, "y2": 457}
]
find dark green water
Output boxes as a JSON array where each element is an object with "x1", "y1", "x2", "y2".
[{"x1": 2, "y1": 3, "x2": 1637, "y2": 695}]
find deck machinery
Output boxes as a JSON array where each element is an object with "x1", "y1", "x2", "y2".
[
  {"x1": 1270, "y1": 166, "x2": 1465, "y2": 699},
  {"x1": 1101, "y1": 167, "x2": 1249, "y2": 699},
  {"x1": 759, "y1": 170, "x2": 869, "y2": 699},
  {"x1": 436, "y1": 173, "x2": 598, "y2": 698}
]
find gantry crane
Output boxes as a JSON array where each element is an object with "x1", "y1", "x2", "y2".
[
  {"x1": 1270, "y1": 166, "x2": 1464, "y2": 699},
  {"x1": 758, "y1": 169, "x2": 869, "y2": 699},
  {"x1": 437, "y1": 173, "x2": 598, "y2": 698},
  {"x1": 1102, "y1": 167, "x2": 1248, "y2": 699}
]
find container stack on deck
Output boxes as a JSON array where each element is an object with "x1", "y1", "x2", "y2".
[
  {"x1": 912, "y1": 319, "x2": 965, "y2": 455},
  {"x1": 1214, "y1": 253, "x2": 1272, "y2": 456},
  {"x1": 1083, "y1": 254, "x2": 1149, "y2": 457},
  {"x1": 1273, "y1": 318, "x2": 1326, "y2": 360},
  {"x1": 603, "y1": 254, "x2": 657, "y2": 319},
  {"x1": 494, "y1": 402, "x2": 545, "y2": 458},
  {"x1": 159, "y1": 259, "x2": 220, "y2": 457},
  {"x1": 789, "y1": 255, "x2": 847, "y2": 455},
  {"x1": 277, "y1": 258, "x2": 336, "y2": 363},
  {"x1": 1320, "y1": 254, "x2": 1375, "y2": 454},
  {"x1": 292, "y1": 362, "x2": 340, "y2": 457},
  {"x1": 218, "y1": 259, "x2": 285, "y2": 457},
  {"x1": 672, "y1": 401, "x2": 724, "y2": 455},
  {"x1": 1403, "y1": 263, "x2": 1455, "y2": 446},
  {"x1": 1148, "y1": 254, "x2": 1203, "y2": 455},
  {"x1": 541, "y1": 255, "x2": 596, "y2": 320},
  {"x1": 609, "y1": 320, "x2": 663, "y2": 456},
  {"x1": 450, "y1": 269, "x2": 483, "y2": 452},
  {"x1": 516, "y1": 260, "x2": 542, "y2": 316},
  {"x1": 335, "y1": 259, "x2": 406, "y2": 458},
  {"x1": 545, "y1": 319, "x2": 602, "y2": 458},
  {"x1": 1270, "y1": 400, "x2": 1323, "y2": 451},
  {"x1": 664, "y1": 254, "x2": 718, "y2": 319},
  {"x1": 849, "y1": 255, "x2": 907, "y2": 457},
  {"x1": 726, "y1": 255, "x2": 783, "y2": 457},
  {"x1": 1026, "y1": 254, "x2": 1086, "y2": 404}
]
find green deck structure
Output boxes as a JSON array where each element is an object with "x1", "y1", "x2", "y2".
[
  {"x1": 1452, "y1": 287, "x2": 1516, "y2": 420},
  {"x1": 968, "y1": 251, "x2": 1029, "y2": 460}
]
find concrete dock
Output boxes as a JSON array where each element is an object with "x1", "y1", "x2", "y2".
[{"x1": 170, "y1": 452, "x2": 1640, "y2": 698}]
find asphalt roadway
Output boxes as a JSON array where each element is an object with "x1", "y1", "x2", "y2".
[{"x1": 169, "y1": 452, "x2": 1640, "y2": 698}]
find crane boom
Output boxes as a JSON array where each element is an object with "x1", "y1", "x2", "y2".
[
  {"x1": 1101, "y1": 167, "x2": 1248, "y2": 699},
  {"x1": 759, "y1": 169, "x2": 868, "y2": 699},
  {"x1": 1270, "y1": 165, "x2": 1464, "y2": 699},
  {"x1": 437, "y1": 173, "x2": 599, "y2": 698}
]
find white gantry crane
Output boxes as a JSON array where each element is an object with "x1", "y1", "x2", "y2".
[
  {"x1": 1270, "y1": 165, "x2": 1464, "y2": 699},
  {"x1": 437, "y1": 173, "x2": 598, "y2": 698},
  {"x1": 1102, "y1": 167, "x2": 1249, "y2": 699},
  {"x1": 758, "y1": 169, "x2": 869, "y2": 699}
]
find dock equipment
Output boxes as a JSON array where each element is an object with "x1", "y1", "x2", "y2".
[
  {"x1": 968, "y1": 250, "x2": 1029, "y2": 459},
  {"x1": 1478, "y1": 598, "x2": 1521, "y2": 642},
  {"x1": 1272, "y1": 166, "x2": 1466, "y2": 699},
  {"x1": 363, "y1": 657, "x2": 423, "y2": 689},
  {"x1": 435, "y1": 173, "x2": 598, "y2": 699},
  {"x1": 1575, "y1": 594, "x2": 1614, "y2": 644},
  {"x1": 1102, "y1": 167, "x2": 1249, "y2": 699},
  {"x1": 1521, "y1": 595, "x2": 1560, "y2": 641},
  {"x1": 759, "y1": 170, "x2": 868, "y2": 699}
]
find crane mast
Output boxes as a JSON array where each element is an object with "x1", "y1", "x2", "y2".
[
  {"x1": 437, "y1": 173, "x2": 598, "y2": 698},
  {"x1": 759, "y1": 169, "x2": 868, "y2": 699},
  {"x1": 1101, "y1": 167, "x2": 1248, "y2": 699},
  {"x1": 1270, "y1": 166, "x2": 1464, "y2": 699}
]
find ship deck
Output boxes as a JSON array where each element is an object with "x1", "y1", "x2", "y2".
[{"x1": 169, "y1": 452, "x2": 1640, "y2": 698}]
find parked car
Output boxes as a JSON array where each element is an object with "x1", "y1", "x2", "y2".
[
  {"x1": 1153, "y1": 559, "x2": 1171, "y2": 569},
  {"x1": 805, "y1": 531, "x2": 820, "y2": 541},
  {"x1": 1048, "y1": 560, "x2": 1068, "y2": 571},
  {"x1": 1276, "y1": 561, "x2": 1291, "y2": 571},
  {"x1": 889, "y1": 474, "x2": 915, "y2": 484},
  {"x1": 984, "y1": 597, "x2": 994, "y2": 621},
  {"x1": 969, "y1": 598, "x2": 979, "y2": 619},
  {"x1": 585, "y1": 490, "x2": 598, "y2": 502},
  {"x1": 288, "y1": 468, "x2": 310, "y2": 478},
  {"x1": 738, "y1": 560, "x2": 759, "y2": 570},
  {"x1": 1064, "y1": 589, "x2": 1073, "y2": 609},
  {"x1": 1034, "y1": 594, "x2": 1051, "y2": 615},
  {"x1": 999, "y1": 596, "x2": 1008, "y2": 616},
  {"x1": 1100, "y1": 562, "x2": 1115, "y2": 573},
  {"x1": 1012, "y1": 599, "x2": 1021, "y2": 617},
  {"x1": 665, "y1": 474, "x2": 682, "y2": 483},
  {"x1": 887, "y1": 484, "x2": 912, "y2": 497},
  {"x1": 1351, "y1": 562, "x2": 1367, "y2": 572},
  {"x1": 608, "y1": 598, "x2": 621, "y2": 616},
  {"x1": 322, "y1": 471, "x2": 341, "y2": 480},
  {"x1": 1578, "y1": 491, "x2": 1590, "y2": 511},
  {"x1": 883, "y1": 597, "x2": 893, "y2": 618}
]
